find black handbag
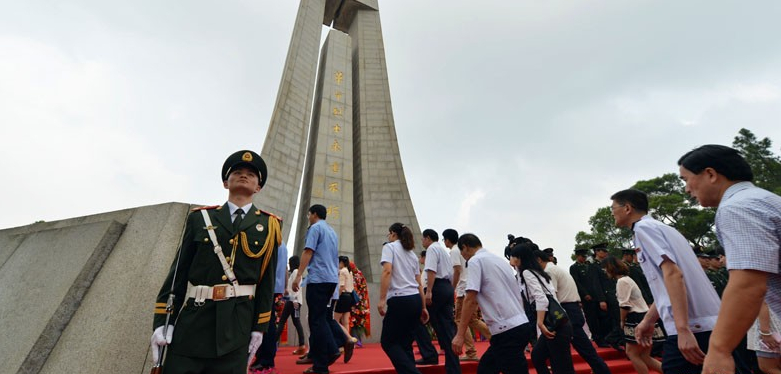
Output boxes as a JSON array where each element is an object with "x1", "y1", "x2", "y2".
[{"x1": 527, "y1": 270, "x2": 569, "y2": 331}]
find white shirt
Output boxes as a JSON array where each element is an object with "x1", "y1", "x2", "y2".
[
  {"x1": 287, "y1": 269, "x2": 302, "y2": 304},
  {"x1": 466, "y1": 248, "x2": 529, "y2": 335},
  {"x1": 450, "y1": 246, "x2": 468, "y2": 297},
  {"x1": 522, "y1": 270, "x2": 558, "y2": 311},
  {"x1": 226, "y1": 201, "x2": 253, "y2": 221},
  {"x1": 544, "y1": 263, "x2": 580, "y2": 303},
  {"x1": 633, "y1": 215, "x2": 721, "y2": 335},
  {"x1": 339, "y1": 267, "x2": 354, "y2": 292},
  {"x1": 616, "y1": 276, "x2": 648, "y2": 314},
  {"x1": 424, "y1": 242, "x2": 454, "y2": 280},
  {"x1": 380, "y1": 240, "x2": 420, "y2": 299}
]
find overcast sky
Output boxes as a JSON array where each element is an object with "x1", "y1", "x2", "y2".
[{"x1": 2, "y1": 1, "x2": 781, "y2": 270}]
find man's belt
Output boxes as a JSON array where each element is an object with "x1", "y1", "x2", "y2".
[{"x1": 187, "y1": 282, "x2": 256, "y2": 306}]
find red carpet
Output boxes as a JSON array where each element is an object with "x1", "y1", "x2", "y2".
[{"x1": 273, "y1": 341, "x2": 639, "y2": 374}]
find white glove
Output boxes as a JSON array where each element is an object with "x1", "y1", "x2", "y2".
[
  {"x1": 247, "y1": 332, "x2": 264, "y2": 366},
  {"x1": 151, "y1": 325, "x2": 174, "y2": 363}
]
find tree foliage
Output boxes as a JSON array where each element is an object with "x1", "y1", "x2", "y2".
[
  {"x1": 574, "y1": 128, "x2": 781, "y2": 257},
  {"x1": 732, "y1": 128, "x2": 781, "y2": 195}
]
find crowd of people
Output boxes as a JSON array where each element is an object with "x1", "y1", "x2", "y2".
[{"x1": 149, "y1": 143, "x2": 781, "y2": 374}]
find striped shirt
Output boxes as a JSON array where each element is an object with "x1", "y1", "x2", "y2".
[{"x1": 716, "y1": 182, "x2": 781, "y2": 318}]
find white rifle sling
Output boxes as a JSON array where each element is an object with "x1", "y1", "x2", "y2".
[{"x1": 200, "y1": 209, "x2": 240, "y2": 289}]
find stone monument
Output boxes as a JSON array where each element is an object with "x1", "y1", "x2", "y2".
[{"x1": 255, "y1": 0, "x2": 420, "y2": 281}]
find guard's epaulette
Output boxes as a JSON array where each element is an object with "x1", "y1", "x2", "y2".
[
  {"x1": 255, "y1": 209, "x2": 283, "y2": 222},
  {"x1": 191, "y1": 205, "x2": 221, "y2": 212}
]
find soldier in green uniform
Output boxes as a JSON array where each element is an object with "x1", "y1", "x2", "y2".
[
  {"x1": 569, "y1": 248, "x2": 604, "y2": 346},
  {"x1": 590, "y1": 243, "x2": 622, "y2": 350},
  {"x1": 695, "y1": 246, "x2": 728, "y2": 298},
  {"x1": 621, "y1": 248, "x2": 653, "y2": 304},
  {"x1": 150, "y1": 150, "x2": 281, "y2": 374}
]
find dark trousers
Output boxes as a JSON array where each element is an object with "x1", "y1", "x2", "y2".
[
  {"x1": 477, "y1": 323, "x2": 532, "y2": 374},
  {"x1": 428, "y1": 279, "x2": 461, "y2": 374},
  {"x1": 253, "y1": 295, "x2": 280, "y2": 368},
  {"x1": 532, "y1": 319, "x2": 575, "y2": 374},
  {"x1": 277, "y1": 300, "x2": 305, "y2": 346},
  {"x1": 164, "y1": 344, "x2": 247, "y2": 374},
  {"x1": 582, "y1": 299, "x2": 601, "y2": 342},
  {"x1": 306, "y1": 282, "x2": 338, "y2": 372},
  {"x1": 328, "y1": 301, "x2": 347, "y2": 348},
  {"x1": 381, "y1": 294, "x2": 423, "y2": 374},
  {"x1": 663, "y1": 331, "x2": 750, "y2": 374},
  {"x1": 414, "y1": 322, "x2": 438, "y2": 361},
  {"x1": 561, "y1": 302, "x2": 611, "y2": 374},
  {"x1": 599, "y1": 295, "x2": 622, "y2": 345}
]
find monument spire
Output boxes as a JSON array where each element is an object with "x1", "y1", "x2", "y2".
[{"x1": 256, "y1": 0, "x2": 420, "y2": 281}]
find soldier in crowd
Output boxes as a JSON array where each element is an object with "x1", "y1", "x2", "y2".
[
  {"x1": 622, "y1": 248, "x2": 653, "y2": 305},
  {"x1": 150, "y1": 150, "x2": 281, "y2": 374},
  {"x1": 570, "y1": 248, "x2": 603, "y2": 347},
  {"x1": 695, "y1": 247, "x2": 727, "y2": 298},
  {"x1": 590, "y1": 243, "x2": 622, "y2": 350}
]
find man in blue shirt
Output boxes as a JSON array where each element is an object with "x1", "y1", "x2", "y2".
[
  {"x1": 251, "y1": 242, "x2": 288, "y2": 373},
  {"x1": 678, "y1": 144, "x2": 781, "y2": 374},
  {"x1": 292, "y1": 204, "x2": 339, "y2": 374}
]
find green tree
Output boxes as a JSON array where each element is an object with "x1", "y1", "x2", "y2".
[
  {"x1": 732, "y1": 128, "x2": 781, "y2": 195},
  {"x1": 575, "y1": 128, "x2": 781, "y2": 258}
]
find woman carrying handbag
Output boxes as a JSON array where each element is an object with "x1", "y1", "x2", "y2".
[{"x1": 511, "y1": 242, "x2": 575, "y2": 374}]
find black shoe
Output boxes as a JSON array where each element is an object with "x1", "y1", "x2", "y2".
[
  {"x1": 343, "y1": 340, "x2": 355, "y2": 363},
  {"x1": 304, "y1": 367, "x2": 329, "y2": 374},
  {"x1": 610, "y1": 342, "x2": 625, "y2": 352},
  {"x1": 595, "y1": 340, "x2": 610, "y2": 348},
  {"x1": 296, "y1": 356, "x2": 313, "y2": 365},
  {"x1": 327, "y1": 351, "x2": 341, "y2": 366},
  {"x1": 415, "y1": 358, "x2": 438, "y2": 365}
]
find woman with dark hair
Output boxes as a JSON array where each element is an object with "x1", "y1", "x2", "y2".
[
  {"x1": 378, "y1": 222, "x2": 428, "y2": 374},
  {"x1": 277, "y1": 255, "x2": 307, "y2": 355},
  {"x1": 511, "y1": 242, "x2": 575, "y2": 374},
  {"x1": 334, "y1": 255, "x2": 359, "y2": 344},
  {"x1": 603, "y1": 256, "x2": 664, "y2": 374}
]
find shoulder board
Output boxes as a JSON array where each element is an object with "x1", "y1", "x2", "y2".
[
  {"x1": 191, "y1": 205, "x2": 221, "y2": 212},
  {"x1": 255, "y1": 209, "x2": 283, "y2": 222}
]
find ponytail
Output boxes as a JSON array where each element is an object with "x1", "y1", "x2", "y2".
[{"x1": 389, "y1": 222, "x2": 415, "y2": 251}]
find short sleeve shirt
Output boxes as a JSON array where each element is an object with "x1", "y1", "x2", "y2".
[
  {"x1": 274, "y1": 242, "x2": 288, "y2": 294},
  {"x1": 616, "y1": 276, "x2": 648, "y2": 313},
  {"x1": 544, "y1": 263, "x2": 580, "y2": 303},
  {"x1": 633, "y1": 215, "x2": 721, "y2": 335},
  {"x1": 716, "y1": 182, "x2": 781, "y2": 318},
  {"x1": 380, "y1": 240, "x2": 420, "y2": 299},
  {"x1": 466, "y1": 248, "x2": 529, "y2": 335},
  {"x1": 450, "y1": 247, "x2": 468, "y2": 297},
  {"x1": 303, "y1": 220, "x2": 339, "y2": 284},
  {"x1": 424, "y1": 242, "x2": 454, "y2": 280}
]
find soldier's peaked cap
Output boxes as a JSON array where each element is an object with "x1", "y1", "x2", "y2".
[
  {"x1": 222, "y1": 150, "x2": 268, "y2": 187},
  {"x1": 590, "y1": 242, "x2": 608, "y2": 252},
  {"x1": 574, "y1": 248, "x2": 589, "y2": 255},
  {"x1": 621, "y1": 248, "x2": 636, "y2": 255}
]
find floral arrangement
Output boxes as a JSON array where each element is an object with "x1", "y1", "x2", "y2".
[{"x1": 349, "y1": 262, "x2": 371, "y2": 337}]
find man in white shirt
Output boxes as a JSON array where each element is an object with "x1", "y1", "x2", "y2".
[
  {"x1": 452, "y1": 233, "x2": 532, "y2": 374},
  {"x1": 538, "y1": 251, "x2": 611, "y2": 374},
  {"x1": 422, "y1": 229, "x2": 461, "y2": 374},
  {"x1": 611, "y1": 188, "x2": 722, "y2": 374},
  {"x1": 445, "y1": 228, "x2": 490, "y2": 361}
]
